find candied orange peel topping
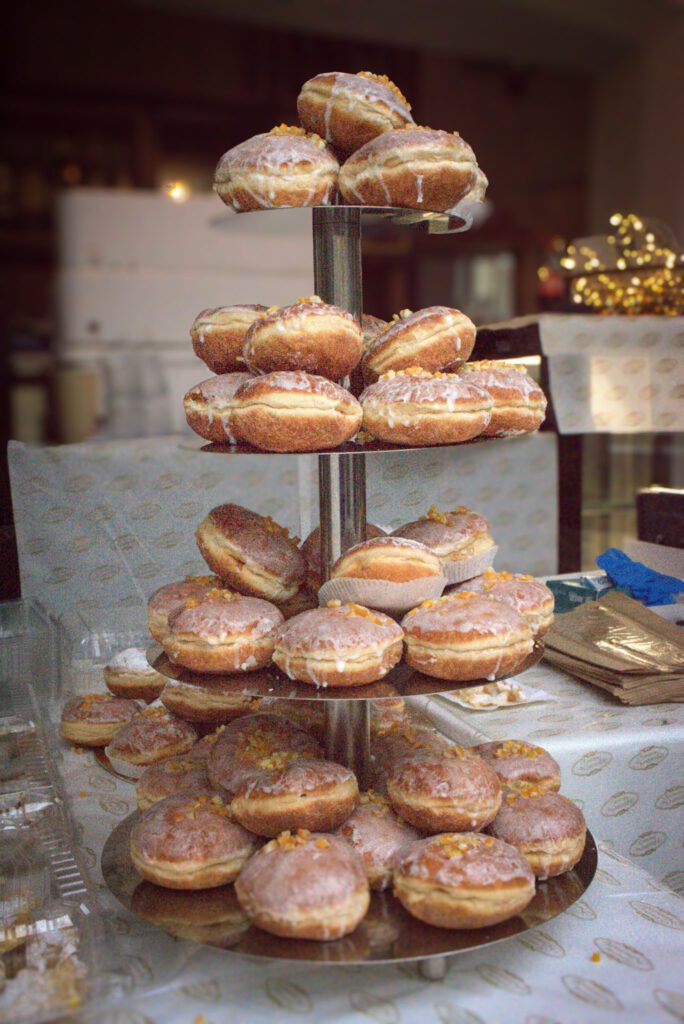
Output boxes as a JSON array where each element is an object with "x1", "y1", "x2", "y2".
[
  {"x1": 315, "y1": 837, "x2": 330, "y2": 850},
  {"x1": 494, "y1": 740, "x2": 544, "y2": 760},
  {"x1": 379, "y1": 366, "x2": 460, "y2": 381},
  {"x1": 462, "y1": 360, "x2": 528, "y2": 374},
  {"x1": 360, "y1": 788, "x2": 389, "y2": 806},
  {"x1": 185, "y1": 574, "x2": 218, "y2": 585},
  {"x1": 80, "y1": 693, "x2": 110, "y2": 704},
  {"x1": 326, "y1": 599, "x2": 342, "y2": 608},
  {"x1": 141, "y1": 706, "x2": 167, "y2": 719},
  {"x1": 345, "y1": 602, "x2": 388, "y2": 625},
  {"x1": 295, "y1": 295, "x2": 324, "y2": 305},
  {"x1": 357, "y1": 71, "x2": 411, "y2": 108},
  {"x1": 255, "y1": 750, "x2": 300, "y2": 771},
  {"x1": 390, "y1": 308, "x2": 413, "y2": 322},
  {"x1": 185, "y1": 597, "x2": 200, "y2": 609},
  {"x1": 270, "y1": 124, "x2": 326, "y2": 148},
  {"x1": 268, "y1": 828, "x2": 312, "y2": 852},
  {"x1": 206, "y1": 587, "x2": 235, "y2": 601},
  {"x1": 436, "y1": 833, "x2": 486, "y2": 858},
  {"x1": 505, "y1": 781, "x2": 544, "y2": 803}
]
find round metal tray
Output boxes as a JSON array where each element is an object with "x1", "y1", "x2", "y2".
[
  {"x1": 178, "y1": 433, "x2": 532, "y2": 458},
  {"x1": 102, "y1": 812, "x2": 597, "y2": 966},
  {"x1": 146, "y1": 642, "x2": 544, "y2": 702}
]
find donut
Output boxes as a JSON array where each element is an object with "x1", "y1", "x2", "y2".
[
  {"x1": 369, "y1": 696, "x2": 407, "y2": 735},
  {"x1": 231, "y1": 755, "x2": 359, "y2": 836},
  {"x1": 393, "y1": 505, "x2": 495, "y2": 566},
  {"x1": 195, "y1": 504, "x2": 305, "y2": 603},
  {"x1": 214, "y1": 125, "x2": 339, "y2": 212},
  {"x1": 105, "y1": 704, "x2": 198, "y2": 776},
  {"x1": 362, "y1": 313, "x2": 388, "y2": 350},
  {"x1": 264, "y1": 698, "x2": 326, "y2": 740},
  {"x1": 458, "y1": 569, "x2": 555, "y2": 636},
  {"x1": 242, "y1": 296, "x2": 362, "y2": 381},
  {"x1": 188, "y1": 725, "x2": 228, "y2": 761},
  {"x1": 359, "y1": 368, "x2": 492, "y2": 447},
  {"x1": 297, "y1": 72, "x2": 414, "y2": 157},
  {"x1": 131, "y1": 882, "x2": 249, "y2": 945},
  {"x1": 159, "y1": 673, "x2": 268, "y2": 724},
  {"x1": 190, "y1": 306, "x2": 268, "y2": 375},
  {"x1": 387, "y1": 746, "x2": 502, "y2": 832},
  {"x1": 471, "y1": 740, "x2": 561, "y2": 793},
  {"x1": 488, "y1": 785, "x2": 586, "y2": 879},
  {"x1": 300, "y1": 522, "x2": 386, "y2": 592},
  {"x1": 394, "y1": 832, "x2": 535, "y2": 929},
  {"x1": 273, "y1": 588, "x2": 318, "y2": 621},
  {"x1": 371, "y1": 723, "x2": 454, "y2": 771},
  {"x1": 401, "y1": 591, "x2": 534, "y2": 681},
  {"x1": 147, "y1": 576, "x2": 220, "y2": 643},
  {"x1": 330, "y1": 536, "x2": 441, "y2": 583},
  {"x1": 235, "y1": 829, "x2": 369, "y2": 939},
  {"x1": 339, "y1": 127, "x2": 483, "y2": 212},
  {"x1": 130, "y1": 791, "x2": 258, "y2": 889},
  {"x1": 207, "y1": 713, "x2": 322, "y2": 797},
  {"x1": 230, "y1": 371, "x2": 362, "y2": 453},
  {"x1": 362, "y1": 307, "x2": 476, "y2": 384},
  {"x1": 459, "y1": 362, "x2": 547, "y2": 436},
  {"x1": 273, "y1": 601, "x2": 404, "y2": 688},
  {"x1": 163, "y1": 588, "x2": 284, "y2": 674},
  {"x1": 103, "y1": 647, "x2": 166, "y2": 702},
  {"x1": 136, "y1": 755, "x2": 210, "y2": 811},
  {"x1": 183, "y1": 373, "x2": 255, "y2": 444},
  {"x1": 60, "y1": 693, "x2": 141, "y2": 747},
  {"x1": 337, "y1": 790, "x2": 419, "y2": 890}
]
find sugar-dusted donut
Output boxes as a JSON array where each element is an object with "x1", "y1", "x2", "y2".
[
  {"x1": 339, "y1": 127, "x2": 483, "y2": 212},
  {"x1": 230, "y1": 371, "x2": 362, "y2": 453},
  {"x1": 393, "y1": 505, "x2": 495, "y2": 567},
  {"x1": 183, "y1": 373, "x2": 255, "y2": 445},
  {"x1": 488, "y1": 785, "x2": 586, "y2": 878},
  {"x1": 105, "y1": 703, "x2": 198, "y2": 777},
  {"x1": 196, "y1": 504, "x2": 305, "y2": 603},
  {"x1": 402, "y1": 591, "x2": 533, "y2": 681},
  {"x1": 458, "y1": 569, "x2": 555, "y2": 636},
  {"x1": 103, "y1": 647, "x2": 166, "y2": 703},
  {"x1": 214, "y1": 125, "x2": 339, "y2": 212},
  {"x1": 359, "y1": 368, "x2": 491, "y2": 447},
  {"x1": 60, "y1": 693, "x2": 141, "y2": 747},
  {"x1": 147, "y1": 575, "x2": 220, "y2": 644},
  {"x1": 297, "y1": 72, "x2": 414, "y2": 157},
  {"x1": 387, "y1": 746, "x2": 502, "y2": 832},
  {"x1": 235, "y1": 829, "x2": 369, "y2": 939},
  {"x1": 337, "y1": 790, "x2": 419, "y2": 890},
  {"x1": 459, "y1": 362, "x2": 547, "y2": 437},
  {"x1": 273, "y1": 601, "x2": 404, "y2": 688},
  {"x1": 190, "y1": 306, "x2": 268, "y2": 375},
  {"x1": 163, "y1": 588, "x2": 284, "y2": 674},
  {"x1": 394, "y1": 832, "x2": 535, "y2": 929},
  {"x1": 362, "y1": 307, "x2": 476, "y2": 383},
  {"x1": 242, "y1": 296, "x2": 362, "y2": 381},
  {"x1": 300, "y1": 522, "x2": 386, "y2": 592},
  {"x1": 136, "y1": 755, "x2": 210, "y2": 811},
  {"x1": 471, "y1": 740, "x2": 561, "y2": 793},
  {"x1": 330, "y1": 536, "x2": 442, "y2": 583},
  {"x1": 130, "y1": 791, "x2": 258, "y2": 889}
]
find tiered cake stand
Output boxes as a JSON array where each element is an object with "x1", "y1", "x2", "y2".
[{"x1": 102, "y1": 201, "x2": 596, "y2": 979}]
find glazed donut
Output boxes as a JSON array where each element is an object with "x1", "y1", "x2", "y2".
[
  {"x1": 330, "y1": 536, "x2": 442, "y2": 583},
  {"x1": 105, "y1": 704, "x2": 198, "y2": 776},
  {"x1": 273, "y1": 601, "x2": 404, "y2": 688},
  {"x1": 207, "y1": 713, "x2": 322, "y2": 797},
  {"x1": 459, "y1": 569, "x2": 555, "y2": 636},
  {"x1": 459, "y1": 362, "x2": 547, "y2": 437},
  {"x1": 371, "y1": 723, "x2": 454, "y2": 771},
  {"x1": 362, "y1": 307, "x2": 476, "y2": 384},
  {"x1": 188, "y1": 725, "x2": 228, "y2": 761},
  {"x1": 242, "y1": 296, "x2": 362, "y2": 381},
  {"x1": 471, "y1": 740, "x2": 561, "y2": 793},
  {"x1": 402, "y1": 592, "x2": 534, "y2": 681},
  {"x1": 264, "y1": 698, "x2": 326, "y2": 741},
  {"x1": 163, "y1": 588, "x2": 284, "y2": 674},
  {"x1": 297, "y1": 71, "x2": 414, "y2": 157},
  {"x1": 362, "y1": 313, "x2": 388, "y2": 350},
  {"x1": 230, "y1": 371, "x2": 362, "y2": 453},
  {"x1": 339, "y1": 128, "x2": 483, "y2": 212},
  {"x1": 195, "y1": 503, "x2": 305, "y2": 603},
  {"x1": 190, "y1": 306, "x2": 268, "y2": 375},
  {"x1": 214, "y1": 125, "x2": 339, "y2": 212},
  {"x1": 235, "y1": 829, "x2": 369, "y2": 940},
  {"x1": 393, "y1": 505, "x2": 495, "y2": 566},
  {"x1": 131, "y1": 881, "x2": 249, "y2": 945},
  {"x1": 359, "y1": 368, "x2": 491, "y2": 447},
  {"x1": 387, "y1": 746, "x2": 502, "y2": 832},
  {"x1": 183, "y1": 373, "x2": 255, "y2": 444},
  {"x1": 130, "y1": 791, "x2": 258, "y2": 889},
  {"x1": 231, "y1": 755, "x2": 359, "y2": 836},
  {"x1": 488, "y1": 785, "x2": 586, "y2": 879},
  {"x1": 394, "y1": 832, "x2": 535, "y2": 929},
  {"x1": 147, "y1": 576, "x2": 220, "y2": 644},
  {"x1": 60, "y1": 693, "x2": 141, "y2": 747},
  {"x1": 300, "y1": 522, "x2": 386, "y2": 592},
  {"x1": 337, "y1": 791, "x2": 419, "y2": 890},
  {"x1": 159, "y1": 673, "x2": 268, "y2": 724},
  {"x1": 103, "y1": 647, "x2": 166, "y2": 703},
  {"x1": 136, "y1": 755, "x2": 210, "y2": 811}
]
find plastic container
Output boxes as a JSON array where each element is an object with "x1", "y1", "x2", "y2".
[
  {"x1": 0, "y1": 600, "x2": 59, "y2": 705},
  {"x1": 58, "y1": 606, "x2": 150, "y2": 697}
]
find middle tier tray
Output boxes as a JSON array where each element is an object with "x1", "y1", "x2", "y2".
[{"x1": 179, "y1": 433, "x2": 535, "y2": 457}]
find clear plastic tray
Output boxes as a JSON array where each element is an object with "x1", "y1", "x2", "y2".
[
  {"x1": 58, "y1": 606, "x2": 150, "y2": 697},
  {"x1": 0, "y1": 600, "x2": 59, "y2": 707}
]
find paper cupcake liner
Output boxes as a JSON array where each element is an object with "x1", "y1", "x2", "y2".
[
  {"x1": 442, "y1": 545, "x2": 498, "y2": 585},
  {"x1": 318, "y1": 575, "x2": 447, "y2": 616}
]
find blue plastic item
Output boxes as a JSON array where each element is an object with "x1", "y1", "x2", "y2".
[{"x1": 596, "y1": 548, "x2": 684, "y2": 606}]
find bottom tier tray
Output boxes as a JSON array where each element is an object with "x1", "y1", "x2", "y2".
[{"x1": 102, "y1": 812, "x2": 597, "y2": 967}]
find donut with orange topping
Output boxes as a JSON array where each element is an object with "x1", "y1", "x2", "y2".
[
  {"x1": 273, "y1": 601, "x2": 404, "y2": 688},
  {"x1": 105, "y1": 703, "x2": 198, "y2": 777},
  {"x1": 147, "y1": 575, "x2": 220, "y2": 643},
  {"x1": 362, "y1": 307, "x2": 476, "y2": 384},
  {"x1": 371, "y1": 722, "x2": 454, "y2": 773},
  {"x1": 300, "y1": 522, "x2": 386, "y2": 592},
  {"x1": 297, "y1": 71, "x2": 414, "y2": 157},
  {"x1": 195, "y1": 504, "x2": 306, "y2": 602},
  {"x1": 488, "y1": 785, "x2": 586, "y2": 879},
  {"x1": 336, "y1": 790, "x2": 419, "y2": 890},
  {"x1": 243, "y1": 296, "x2": 363, "y2": 381},
  {"x1": 359, "y1": 367, "x2": 492, "y2": 447},
  {"x1": 361, "y1": 313, "x2": 388, "y2": 350},
  {"x1": 183, "y1": 373, "x2": 255, "y2": 444},
  {"x1": 458, "y1": 569, "x2": 554, "y2": 636},
  {"x1": 393, "y1": 505, "x2": 495, "y2": 567},
  {"x1": 190, "y1": 306, "x2": 269, "y2": 375},
  {"x1": 60, "y1": 693, "x2": 142, "y2": 747},
  {"x1": 394, "y1": 832, "x2": 535, "y2": 929},
  {"x1": 459, "y1": 362, "x2": 547, "y2": 437},
  {"x1": 471, "y1": 740, "x2": 561, "y2": 793},
  {"x1": 235, "y1": 829, "x2": 370, "y2": 939},
  {"x1": 136, "y1": 755, "x2": 210, "y2": 811},
  {"x1": 163, "y1": 588, "x2": 284, "y2": 674},
  {"x1": 214, "y1": 125, "x2": 339, "y2": 212},
  {"x1": 330, "y1": 535, "x2": 442, "y2": 583}
]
